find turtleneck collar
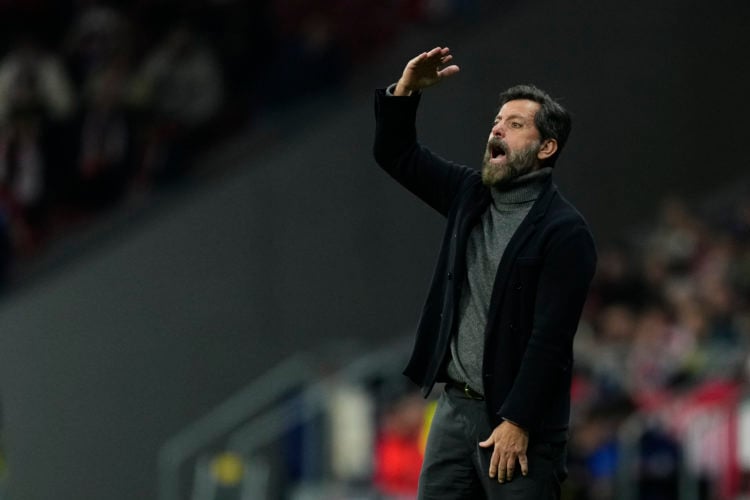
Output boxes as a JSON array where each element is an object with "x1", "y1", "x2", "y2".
[{"x1": 490, "y1": 167, "x2": 552, "y2": 205}]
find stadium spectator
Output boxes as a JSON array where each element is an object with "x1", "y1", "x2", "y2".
[
  {"x1": 129, "y1": 21, "x2": 223, "y2": 184},
  {"x1": 0, "y1": 35, "x2": 75, "y2": 125},
  {"x1": 67, "y1": 56, "x2": 135, "y2": 209},
  {"x1": 63, "y1": 2, "x2": 131, "y2": 90},
  {"x1": 374, "y1": 392, "x2": 427, "y2": 499}
]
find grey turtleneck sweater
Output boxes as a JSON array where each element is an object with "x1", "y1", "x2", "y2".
[{"x1": 446, "y1": 167, "x2": 552, "y2": 395}]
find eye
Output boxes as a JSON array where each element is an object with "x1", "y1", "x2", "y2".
[{"x1": 511, "y1": 122, "x2": 522, "y2": 128}]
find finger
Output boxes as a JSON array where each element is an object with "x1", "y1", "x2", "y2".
[
  {"x1": 405, "y1": 52, "x2": 426, "y2": 70},
  {"x1": 478, "y1": 435, "x2": 493, "y2": 448},
  {"x1": 427, "y1": 48, "x2": 450, "y2": 64},
  {"x1": 437, "y1": 65, "x2": 460, "y2": 79},
  {"x1": 488, "y1": 447, "x2": 501, "y2": 478},
  {"x1": 496, "y1": 452, "x2": 507, "y2": 483},
  {"x1": 506, "y1": 455, "x2": 516, "y2": 481},
  {"x1": 440, "y1": 54, "x2": 454, "y2": 64},
  {"x1": 414, "y1": 51, "x2": 429, "y2": 64},
  {"x1": 426, "y1": 46, "x2": 444, "y2": 58},
  {"x1": 518, "y1": 453, "x2": 529, "y2": 476}
]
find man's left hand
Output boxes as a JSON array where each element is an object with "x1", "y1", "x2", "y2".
[{"x1": 478, "y1": 420, "x2": 529, "y2": 483}]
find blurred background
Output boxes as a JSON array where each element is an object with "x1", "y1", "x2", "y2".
[{"x1": 0, "y1": 0, "x2": 749, "y2": 499}]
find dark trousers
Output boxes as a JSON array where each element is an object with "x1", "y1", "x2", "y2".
[{"x1": 418, "y1": 387, "x2": 567, "y2": 500}]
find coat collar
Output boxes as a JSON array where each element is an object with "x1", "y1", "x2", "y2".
[{"x1": 527, "y1": 177, "x2": 557, "y2": 222}]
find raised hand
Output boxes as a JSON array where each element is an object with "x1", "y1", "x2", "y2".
[{"x1": 394, "y1": 46, "x2": 460, "y2": 96}]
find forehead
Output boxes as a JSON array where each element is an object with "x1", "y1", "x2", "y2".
[{"x1": 496, "y1": 99, "x2": 541, "y2": 120}]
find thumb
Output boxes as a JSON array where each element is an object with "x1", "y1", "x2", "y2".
[{"x1": 478, "y1": 436, "x2": 494, "y2": 448}]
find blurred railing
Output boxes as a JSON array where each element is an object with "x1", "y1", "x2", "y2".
[
  {"x1": 160, "y1": 345, "x2": 750, "y2": 499},
  {"x1": 158, "y1": 352, "x2": 316, "y2": 500},
  {"x1": 158, "y1": 336, "x2": 413, "y2": 500}
]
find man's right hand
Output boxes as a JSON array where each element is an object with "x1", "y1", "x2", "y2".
[{"x1": 394, "y1": 46, "x2": 460, "y2": 96}]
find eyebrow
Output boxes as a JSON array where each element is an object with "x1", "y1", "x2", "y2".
[{"x1": 495, "y1": 113, "x2": 530, "y2": 122}]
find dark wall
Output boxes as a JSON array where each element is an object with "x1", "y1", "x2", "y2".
[{"x1": 1, "y1": 1, "x2": 749, "y2": 498}]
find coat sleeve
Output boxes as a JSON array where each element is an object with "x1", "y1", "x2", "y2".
[
  {"x1": 497, "y1": 224, "x2": 597, "y2": 430},
  {"x1": 373, "y1": 88, "x2": 477, "y2": 217}
]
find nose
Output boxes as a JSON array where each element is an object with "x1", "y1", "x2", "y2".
[{"x1": 491, "y1": 121, "x2": 505, "y2": 137}]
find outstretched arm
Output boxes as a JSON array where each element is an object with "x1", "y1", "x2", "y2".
[
  {"x1": 393, "y1": 46, "x2": 460, "y2": 96},
  {"x1": 374, "y1": 46, "x2": 472, "y2": 216}
]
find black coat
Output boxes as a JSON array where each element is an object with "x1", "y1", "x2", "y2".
[{"x1": 373, "y1": 89, "x2": 597, "y2": 443}]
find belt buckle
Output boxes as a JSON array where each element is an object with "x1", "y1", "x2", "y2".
[{"x1": 463, "y1": 383, "x2": 482, "y2": 400}]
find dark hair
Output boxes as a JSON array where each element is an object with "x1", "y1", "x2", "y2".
[{"x1": 498, "y1": 84, "x2": 571, "y2": 167}]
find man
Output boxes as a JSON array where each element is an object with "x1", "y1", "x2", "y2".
[{"x1": 373, "y1": 47, "x2": 597, "y2": 499}]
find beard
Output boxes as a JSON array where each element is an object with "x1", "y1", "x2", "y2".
[{"x1": 481, "y1": 138, "x2": 541, "y2": 187}]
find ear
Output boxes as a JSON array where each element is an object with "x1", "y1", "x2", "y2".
[{"x1": 537, "y1": 139, "x2": 558, "y2": 161}]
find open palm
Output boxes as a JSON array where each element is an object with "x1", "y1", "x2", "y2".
[{"x1": 395, "y1": 46, "x2": 460, "y2": 95}]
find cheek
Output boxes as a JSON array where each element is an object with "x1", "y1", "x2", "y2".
[
  {"x1": 511, "y1": 134, "x2": 538, "y2": 150},
  {"x1": 505, "y1": 138, "x2": 523, "y2": 152}
]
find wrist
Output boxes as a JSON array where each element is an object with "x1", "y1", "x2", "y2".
[
  {"x1": 502, "y1": 418, "x2": 528, "y2": 434},
  {"x1": 394, "y1": 80, "x2": 414, "y2": 96}
]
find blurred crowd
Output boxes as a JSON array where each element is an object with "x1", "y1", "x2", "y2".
[
  {"x1": 568, "y1": 192, "x2": 750, "y2": 499},
  {"x1": 0, "y1": 0, "x2": 478, "y2": 290}
]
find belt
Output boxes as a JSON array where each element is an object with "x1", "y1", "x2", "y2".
[{"x1": 446, "y1": 381, "x2": 485, "y2": 401}]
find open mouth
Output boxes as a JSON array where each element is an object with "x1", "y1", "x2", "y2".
[
  {"x1": 491, "y1": 144, "x2": 506, "y2": 159},
  {"x1": 488, "y1": 140, "x2": 507, "y2": 161}
]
